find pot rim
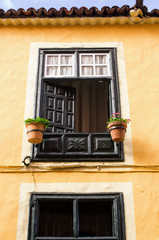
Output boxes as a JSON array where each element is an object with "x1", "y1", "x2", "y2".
[
  {"x1": 108, "y1": 121, "x2": 127, "y2": 129},
  {"x1": 25, "y1": 122, "x2": 45, "y2": 127}
]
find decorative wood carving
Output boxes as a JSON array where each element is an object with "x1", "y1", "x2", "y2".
[{"x1": 33, "y1": 133, "x2": 123, "y2": 161}]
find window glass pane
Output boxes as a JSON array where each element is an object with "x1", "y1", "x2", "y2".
[
  {"x1": 61, "y1": 55, "x2": 72, "y2": 64},
  {"x1": 95, "y1": 55, "x2": 107, "y2": 64},
  {"x1": 45, "y1": 54, "x2": 74, "y2": 77},
  {"x1": 80, "y1": 53, "x2": 110, "y2": 76},
  {"x1": 60, "y1": 66, "x2": 72, "y2": 76},
  {"x1": 81, "y1": 66, "x2": 93, "y2": 75},
  {"x1": 47, "y1": 56, "x2": 58, "y2": 65},
  {"x1": 81, "y1": 55, "x2": 93, "y2": 64},
  {"x1": 46, "y1": 66, "x2": 58, "y2": 76},
  {"x1": 79, "y1": 200, "x2": 112, "y2": 237},
  {"x1": 95, "y1": 66, "x2": 107, "y2": 75},
  {"x1": 38, "y1": 199, "x2": 73, "y2": 237}
]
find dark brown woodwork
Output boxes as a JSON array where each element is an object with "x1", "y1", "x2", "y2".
[
  {"x1": 32, "y1": 133, "x2": 123, "y2": 161},
  {"x1": 33, "y1": 48, "x2": 123, "y2": 162},
  {"x1": 28, "y1": 193, "x2": 126, "y2": 240},
  {"x1": 135, "y1": 0, "x2": 143, "y2": 8},
  {"x1": 44, "y1": 82, "x2": 75, "y2": 133}
]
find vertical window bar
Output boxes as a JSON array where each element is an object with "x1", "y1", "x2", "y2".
[
  {"x1": 73, "y1": 199, "x2": 79, "y2": 238},
  {"x1": 28, "y1": 195, "x2": 37, "y2": 240},
  {"x1": 35, "y1": 200, "x2": 40, "y2": 238},
  {"x1": 112, "y1": 197, "x2": 119, "y2": 238},
  {"x1": 119, "y1": 194, "x2": 126, "y2": 240},
  {"x1": 107, "y1": 52, "x2": 111, "y2": 76},
  {"x1": 113, "y1": 48, "x2": 121, "y2": 114},
  {"x1": 58, "y1": 55, "x2": 60, "y2": 76},
  {"x1": 93, "y1": 54, "x2": 95, "y2": 76},
  {"x1": 75, "y1": 51, "x2": 79, "y2": 77}
]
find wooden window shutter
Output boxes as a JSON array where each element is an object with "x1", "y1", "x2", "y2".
[{"x1": 43, "y1": 82, "x2": 76, "y2": 133}]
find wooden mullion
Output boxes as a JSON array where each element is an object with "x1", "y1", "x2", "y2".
[
  {"x1": 119, "y1": 194, "x2": 126, "y2": 240},
  {"x1": 93, "y1": 54, "x2": 95, "y2": 76},
  {"x1": 112, "y1": 197, "x2": 119, "y2": 238},
  {"x1": 58, "y1": 55, "x2": 60, "y2": 76},
  {"x1": 73, "y1": 199, "x2": 79, "y2": 238},
  {"x1": 28, "y1": 194, "x2": 37, "y2": 240}
]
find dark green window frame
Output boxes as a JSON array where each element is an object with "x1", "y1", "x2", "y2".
[{"x1": 28, "y1": 193, "x2": 126, "y2": 240}]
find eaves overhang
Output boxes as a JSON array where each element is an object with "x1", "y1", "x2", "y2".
[{"x1": 0, "y1": 6, "x2": 159, "y2": 26}]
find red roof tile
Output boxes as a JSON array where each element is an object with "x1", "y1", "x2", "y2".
[{"x1": 0, "y1": 6, "x2": 158, "y2": 19}]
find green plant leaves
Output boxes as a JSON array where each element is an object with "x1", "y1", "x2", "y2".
[{"x1": 24, "y1": 117, "x2": 50, "y2": 128}]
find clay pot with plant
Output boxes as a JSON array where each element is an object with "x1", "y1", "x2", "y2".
[
  {"x1": 24, "y1": 117, "x2": 50, "y2": 144},
  {"x1": 107, "y1": 113, "x2": 131, "y2": 142}
]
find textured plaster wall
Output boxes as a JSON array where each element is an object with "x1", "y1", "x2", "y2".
[
  {"x1": 0, "y1": 172, "x2": 159, "y2": 240},
  {"x1": 0, "y1": 23, "x2": 159, "y2": 240},
  {"x1": 0, "y1": 24, "x2": 159, "y2": 164}
]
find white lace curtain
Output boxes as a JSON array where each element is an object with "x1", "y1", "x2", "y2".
[
  {"x1": 80, "y1": 54, "x2": 108, "y2": 76},
  {"x1": 46, "y1": 55, "x2": 73, "y2": 76},
  {"x1": 45, "y1": 54, "x2": 108, "y2": 77}
]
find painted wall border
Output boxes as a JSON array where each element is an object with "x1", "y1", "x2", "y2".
[
  {"x1": 21, "y1": 42, "x2": 133, "y2": 166},
  {"x1": 16, "y1": 182, "x2": 136, "y2": 240}
]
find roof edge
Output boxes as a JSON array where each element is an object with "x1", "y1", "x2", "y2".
[
  {"x1": 0, "y1": 16, "x2": 159, "y2": 26},
  {"x1": 0, "y1": 6, "x2": 159, "y2": 19}
]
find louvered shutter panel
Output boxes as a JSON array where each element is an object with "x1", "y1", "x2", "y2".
[{"x1": 43, "y1": 82, "x2": 75, "y2": 133}]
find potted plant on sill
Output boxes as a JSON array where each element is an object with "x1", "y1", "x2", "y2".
[
  {"x1": 107, "y1": 113, "x2": 131, "y2": 142},
  {"x1": 24, "y1": 117, "x2": 50, "y2": 144}
]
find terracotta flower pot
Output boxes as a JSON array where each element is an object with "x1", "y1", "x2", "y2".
[
  {"x1": 108, "y1": 121, "x2": 127, "y2": 142},
  {"x1": 25, "y1": 122, "x2": 45, "y2": 144}
]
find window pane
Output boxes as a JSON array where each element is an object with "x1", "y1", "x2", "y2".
[
  {"x1": 45, "y1": 54, "x2": 74, "y2": 77},
  {"x1": 81, "y1": 55, "x2": 93, "y2": 64},
  {"x1": 95, "y1": 66, "x2": 107, "y2": 75},
  {"x1": 79, "y1": 200, "x2": 112, "y2": 237},
  {"x1": 46, "y1": 66, "x2": 58, "y2": 76},
  {"x1": 61, "y1": 55, "x2": 72, "y2": 64},
  {"x1": 81, "y1": 66, "x2": 93, "y2": 75},
  {"x1": 47, "y1": 56, "x2": 58, "y2": 65},
  {"x1": 80, "y1": 53, "x2": 109, "y2": 76},
  {"x1": 60, "y1": 66, "x2": 72, "y2": 75},
  {"x1": 95, "y1": 55, "x2": 107, "y2": 64},
  {"x1": 38, "y1": 199, "x2": 73, "y2": 237}
]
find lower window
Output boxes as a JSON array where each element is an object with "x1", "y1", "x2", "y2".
[{"x1": 28, "y1": 193, "x2": 126, "y2": 240}]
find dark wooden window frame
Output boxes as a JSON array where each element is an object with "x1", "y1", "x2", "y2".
[
  {"x1": 27, "y1": 193, "x2": 126, "y2": 240},
  {"x1": 31, "y1": 48, "x2": 124, "y2": 162}
]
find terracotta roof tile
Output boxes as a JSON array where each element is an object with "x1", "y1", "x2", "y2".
[{"x1": 0, "y1": 6, "x2": 158, "y2": 19}]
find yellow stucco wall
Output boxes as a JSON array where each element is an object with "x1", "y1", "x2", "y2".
[
  {"x1": 0, "y1": 172, "x2": 159, "y2": 240},
  {"x1": 0, "y1": 21, "x2": 159, "y2": 240},
  {"x1": 0, "y1": 23, "x2": 159, "y2": 164}
]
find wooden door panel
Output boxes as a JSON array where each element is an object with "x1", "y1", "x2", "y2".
[{"x1": 43, "y1": 82, "x2": 75, "y2": 133}]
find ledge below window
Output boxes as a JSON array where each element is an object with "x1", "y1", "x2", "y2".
[{"x1": 32, "y1": 133, "x2": 124, "y2": 162}]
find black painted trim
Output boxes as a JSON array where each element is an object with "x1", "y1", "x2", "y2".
[
  {"x1": 27, "y1": 193, "x2": 126, "y2": 240},
  {"x1": 33, "y1": 47, "x2": 123, "y2": 162}
]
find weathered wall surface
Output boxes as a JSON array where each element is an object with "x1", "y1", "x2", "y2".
[
  {"x1": 0, "y1": 24, "x2": 158, "y2": 164},
  {"x1": 0, "y1": 22, "x2": 159, "y2": 240},
  {"x1": 0, "y1": 172, "x2": 159, "y2": 240}
]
